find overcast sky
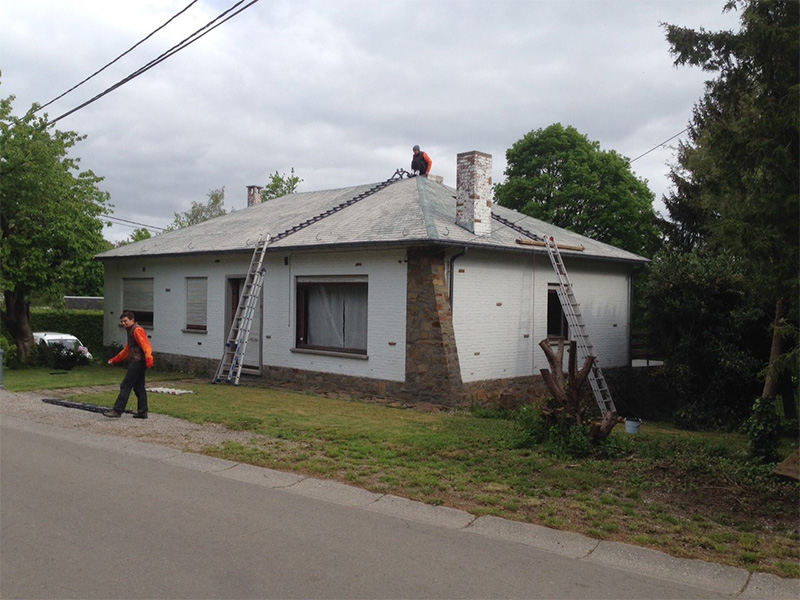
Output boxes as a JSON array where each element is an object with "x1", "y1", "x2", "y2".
[{"x1": 1, "y1": 0, "x2": 740, "y2": 243}]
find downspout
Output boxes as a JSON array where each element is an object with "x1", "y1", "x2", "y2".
[{"x1": 448, "y1": 247, "x2": 468, "y2": 314}]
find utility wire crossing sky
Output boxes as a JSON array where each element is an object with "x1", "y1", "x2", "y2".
[{"x1": 1, "y1": 0, "x2": 741, "y2": 242}]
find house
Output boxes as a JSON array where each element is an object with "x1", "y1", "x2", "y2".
[{"x1": 97, "y1": 151, "x2": 648, "y2": 406}]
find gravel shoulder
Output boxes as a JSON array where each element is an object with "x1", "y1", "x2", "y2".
[{"x1": 0, "y1": 386, "x2": 268, "y2": 452}]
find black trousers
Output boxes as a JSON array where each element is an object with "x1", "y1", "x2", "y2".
[{"x1": 113, "y1": 361, "x2": 148, "y2": 414}]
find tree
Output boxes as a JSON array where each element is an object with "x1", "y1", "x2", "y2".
[
  {"x1": 165, "y1": 187, "x2": 226, "y2": 231},
  {"x1": 59, "y1": 236, "x2": 112, "y2": 297},
  {"x1": 113, "y1": 227, "x2": 152, "y2": 247},
  {"x1": 261, "y1": 168, "x2": 302, "y2": 201},
  {"x1": 662, "y1": 0, "x2": 799, "y2": 410},
  {"x1": 127, "y1": 228, "x2": 152, "y2": 244},
  {"x1": 0, "y1": 94, "x2": 109, "y2": 360},
  {"x1": 495, "y1": 124, "x2": 660, "y2": 257}
]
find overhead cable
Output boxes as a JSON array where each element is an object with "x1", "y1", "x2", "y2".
[
  {"x1": 47, "y1": 0, "x2": 262, "y2": 126},
  {"x1": 630, "y1": 128, "x2": 689, "y2": 163},
  {"x1": 102, "y1": 215, "x2": 165, "y2": 231},
  {"x1": 38, "y1": 0, "x2": 201, "y2": 112}
]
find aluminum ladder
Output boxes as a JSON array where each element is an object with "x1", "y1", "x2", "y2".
[
  {"x1": 213, "y1": 235, "x2": 270, "y2": 385},
  {"x1": 544, "y1": 236, "x2": 616, "y2": 415}
]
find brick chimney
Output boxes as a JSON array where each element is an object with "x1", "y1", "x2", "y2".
[
  {"x1": 247, "y1": 185, "x2": 263, "y2": 207},
  {"x1": 456, "y1": 151, "x2": 492, "y2": 236}
]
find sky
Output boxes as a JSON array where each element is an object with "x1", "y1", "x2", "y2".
[{"x1": 1, "y1": 0, "x2": 741, "y2": 244}]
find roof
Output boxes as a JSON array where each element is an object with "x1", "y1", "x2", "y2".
[{"x1": 97, "y1": 175, "x2": 648, "y2": 265}]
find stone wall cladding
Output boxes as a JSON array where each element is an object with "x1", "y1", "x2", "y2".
[
  {"x1": 158, "y1": 349, "x2": 655, "y2": 418},
  {"x1": 404, "y1": 247, "x2": 465, "y2": 405},
  {"x1": 156, "y1": 351, "x2": 216, "y2": 377}
]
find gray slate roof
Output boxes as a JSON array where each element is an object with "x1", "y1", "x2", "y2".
[{"x1": 97, "y1": 176, "x2": 647, "y2": 265}]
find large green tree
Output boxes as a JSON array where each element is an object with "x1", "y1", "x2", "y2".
[
  {"x1": 662, "y1": 0, "x2": 799, "y2": 404},
  {"x1": 0, "y1": 94, "x2": 109, "y2": 360},
  {"x1": 495, "y1": 124, "x2": 660, "y2": 257}
]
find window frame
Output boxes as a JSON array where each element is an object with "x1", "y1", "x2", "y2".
[
  {"x1": 295, "y1": 276, "x2": 368, "y2": 356},
  {"x1": 547, "y1": 285, "x2": 569, "y2": 340}
]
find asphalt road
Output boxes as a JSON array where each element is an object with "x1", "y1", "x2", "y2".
[{"x1": 0, "y1": 416, "x2": 789, "y2": 599}]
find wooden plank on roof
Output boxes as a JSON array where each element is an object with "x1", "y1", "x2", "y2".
[{"x1": 515, "y1": 238, "x2": 585, "y2": 252}]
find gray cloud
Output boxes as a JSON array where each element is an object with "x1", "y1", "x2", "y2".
[{"x1": 0, "y1": 0, "x2": 739, "y2": 242}]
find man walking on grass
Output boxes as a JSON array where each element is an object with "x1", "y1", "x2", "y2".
[{"x1": 103, "y1": 311, "x2": 154, "y2": 419}]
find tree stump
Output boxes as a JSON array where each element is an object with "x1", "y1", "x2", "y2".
[{"x1": 539, "y1": 338, "x2": 620, "y2": 440}]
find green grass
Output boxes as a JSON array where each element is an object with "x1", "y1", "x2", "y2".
[
  {"x1": 3, "y1": 363, "x2": 191, "y2": 391},
  {"x1": 4, "y1": 366, "x2": 798, "y2": 578}
]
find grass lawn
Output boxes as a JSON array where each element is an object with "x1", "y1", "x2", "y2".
[
  {"x1": 3, "y1": 363, "x2": 193, "y2": 391},
  {"x1": 4, "y1": 366, "x2": 799, "y2": 578}
]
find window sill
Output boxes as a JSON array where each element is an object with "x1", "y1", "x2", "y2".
[
  {"x1": 291, "y1": 347, "x2": 368, "y2": 360},
  {"x1": 182, "y1": 328, "x2": 208, "y2": 334}
]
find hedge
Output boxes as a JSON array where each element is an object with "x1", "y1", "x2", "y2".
[{"x1": 29, "y1": 308, "x2": 104, "y2": 357}]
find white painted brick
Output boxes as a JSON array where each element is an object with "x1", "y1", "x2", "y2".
[
  {"x1": 104, "y1": 247, "x2": 632, "y2": 387},
  {"x1": 104, "y1": 249, "x2": 407, "y2": 381},
  {"x1": 452, "y1": 250, "x2": 632, "y2": 383}
]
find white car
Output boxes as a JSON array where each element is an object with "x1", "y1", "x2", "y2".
[{"x1": 33, "y1": 332, "x2": 93, "y2": 361}]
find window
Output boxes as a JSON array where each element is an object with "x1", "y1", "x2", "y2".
[
  {"x1": 296, "y1": 277, "x2": 368, "y2": 354},
  {"x1": 547, "y1": 285, "x2": 568, "y2": 339},
  {"x1": 122, "y1": 278, "x2": 154, "y2": 327},
  {"x1": 186, "y1": 277, "x2": 208, "y2": 331}
]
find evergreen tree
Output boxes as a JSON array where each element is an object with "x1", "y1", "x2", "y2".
[{"x1": 662, "y1": 0, "x2": 799, "y2": 406}]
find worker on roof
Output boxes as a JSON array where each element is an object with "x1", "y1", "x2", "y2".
[{"x1": 411, "y1": 145, "x2": 432, "y2": 177}]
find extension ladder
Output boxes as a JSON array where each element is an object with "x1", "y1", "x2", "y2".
[
  {"x1": 544, "y1": 236, "x2": 616, "y2": 415},
  {"x1": 213, "y1": 235, "x2": 270, "y2": 385}
]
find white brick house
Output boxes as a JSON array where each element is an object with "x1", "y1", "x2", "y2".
[{"x1": 97, "y1": 152, "x2": 647, "y2": 406}]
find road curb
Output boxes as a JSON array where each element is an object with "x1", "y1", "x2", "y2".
[{"x1": 2, "y1": 410, "x2": 798, "y2": 598}]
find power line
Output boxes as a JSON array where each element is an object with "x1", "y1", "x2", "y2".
[
  {"x1": 102, "y1": 215, "x2": 165, "y2": 231},
  {"x1": 630, "y1": 128, "x2": 689, "y2": 163},
  {"x1": 38, "y1": 1, "x2": 201, "y2": 112},
  {"x1": 47, "y1": 0, "x2": 262, "y2": 126}
]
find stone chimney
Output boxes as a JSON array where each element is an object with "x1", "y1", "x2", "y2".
[
  {"x1": 456, "y1": 151, "x2": 493, "y2": 236},
  {"x1": 247, "y1": 185, "x2": 263, "y2": 207}
]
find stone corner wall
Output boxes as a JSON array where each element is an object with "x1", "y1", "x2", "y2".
[{"x1": 404, "y1": 247, "x2": 465, "y2": 406}]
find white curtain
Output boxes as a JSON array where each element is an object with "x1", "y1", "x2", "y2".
[{"x1": 306, "y1": 284, "x2": 367, "y2": 350}]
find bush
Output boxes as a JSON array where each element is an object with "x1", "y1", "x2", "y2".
[
  {"x1": 29, "y1": 308, "x2": 103, "y2": 358},
  {"x1": 513, "y1": 403, "x2": 632, "y2": 459},
  {"x1": 673, "y1": 402, "x2": 734, "y2": 432},
  {"x1": 642, "y1": 250, "x2": 768, "y2": 429},
  {"x1": 744, "y1": 396, "x2": 782, "y2": 463},
  {"x1": 38, "y1": 342, "x2": 90, "y2": 371},
  {"x1": 0, "y1": 334, "x2": 20, "y2": 368}
]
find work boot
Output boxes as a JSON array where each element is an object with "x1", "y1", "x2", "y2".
[
  {"x1": 132, "y1": 412, "x2": 148, "y2": 419},
  {"x1": 102, "y1": 409, "x2": 122, "y2": 418}
]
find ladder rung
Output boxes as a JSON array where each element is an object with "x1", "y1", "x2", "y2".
[
  {"x1": 546, "y1": 235, "x2": 615, "y2": 416},
  {"x1": 214, "y1": 234, "x2": 271, "y2": 386}
]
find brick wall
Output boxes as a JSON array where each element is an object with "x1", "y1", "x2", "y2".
[{"x1": 456, "y1": 151, "x2": 493, "y2": 237}]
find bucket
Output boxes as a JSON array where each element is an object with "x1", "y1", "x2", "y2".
[{"x1": 625, "y1": 419, "x2": 641, "y2": 434}]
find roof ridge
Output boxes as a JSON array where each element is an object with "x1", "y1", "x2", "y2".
[{"x1": 270, "y1": 169, "x2": 412, "y2": 243}]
